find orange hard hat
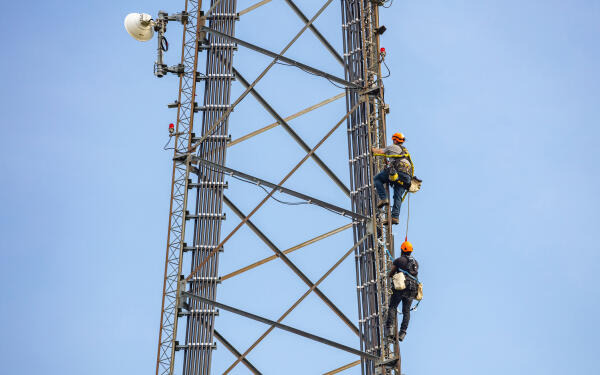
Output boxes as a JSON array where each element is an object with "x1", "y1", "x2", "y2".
[
  {"x1": 400, "y1": 241, "x2": 413, "y2": 253},
  {"x1": 392, "y1": 133, "x2": 405, "y2": 143}
]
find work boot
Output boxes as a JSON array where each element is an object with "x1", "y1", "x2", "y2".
[
  {"x1": 383, "y1": 217, "x2": 400, "y2": 225},
  {"x1": 377, "y1": 199, "x2": 389, "y2": 209},
  {"x1": 398, "y1": 331, "x2": 407, "y2": 342}
]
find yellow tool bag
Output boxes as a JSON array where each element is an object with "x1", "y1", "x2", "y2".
[{"x1": 392, "y1": 272, "x2": 406, "y2": 290}]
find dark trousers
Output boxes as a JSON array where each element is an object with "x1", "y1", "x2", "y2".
[
  {"x1": 385, "y1": 289, "x2": 413, "y2": 332},
  {"x1": 373, "y1": 170, "x2": 411, "y2": 218}
]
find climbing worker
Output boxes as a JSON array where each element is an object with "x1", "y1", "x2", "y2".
[
  {"x1": 384, "y1": 240, "x2": 419, "y2": 341},
  {"x1": 372, "y1": 132, "x2": 413, "y2": 225}
]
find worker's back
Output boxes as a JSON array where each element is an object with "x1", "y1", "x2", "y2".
[
  {"x1": 393, "y1": 253, "x2": 419, "y2": 278},
  {"x1": 385, "y1": 144, "x2": 412, "y2": 176}
]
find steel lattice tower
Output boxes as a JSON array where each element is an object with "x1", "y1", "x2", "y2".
[{"x1": 149, "y1": 1, "x2": 405, "y2": 374}]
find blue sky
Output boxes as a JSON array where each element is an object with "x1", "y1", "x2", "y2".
[{"x1": 1, "y1": 0, "x2": 599, "y2": 374}]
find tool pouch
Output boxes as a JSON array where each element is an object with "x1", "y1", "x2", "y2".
[
  {"x1": 392, "y1": 272, "x2": 406, "y2": 290},
  {"x1": 388, "y1": 167, "x2": 399, "y2": 182},
  {"x1": 409, "y1": 176, "x2": 422, "y2": 193},
  {"x1": 415, "y1": 283, "x2": 423, "y2": 301}
]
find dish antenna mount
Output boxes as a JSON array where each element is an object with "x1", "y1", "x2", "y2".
[{"x1": 124, "y1": 11, "x2": 188, "y2": 77}]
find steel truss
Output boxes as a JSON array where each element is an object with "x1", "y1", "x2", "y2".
[{"x1": 154, "y1": 0, "x2": 402, "y2": 374}]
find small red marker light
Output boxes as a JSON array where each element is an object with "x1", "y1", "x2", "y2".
[
  {"x1": 380, "y1": 47, "x2": 385, "y2": 53},
  {"x1": 169, "y1": 123, "x2": 175, "y2": 134}
]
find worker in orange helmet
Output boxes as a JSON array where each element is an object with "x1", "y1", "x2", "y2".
[
  {"x1": 371, "y1": 132, "x2": 413, "y2": 224},
  {"x1": 384, "y1": 240, "x2": 419, "y2": 341}
]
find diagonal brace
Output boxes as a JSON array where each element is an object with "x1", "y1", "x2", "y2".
[
  {"x1": 202, "y1": 26, "x2": 358, "y2": 88},
  {"x1": 222, "y1": 195, "x2": 360, "y2": 336},
  {"x1": 182, "y1": 292, "x2": 377, "y2": 361},
  {"x1": 238, "y1": 0, "x2": 272, "y2": 16},
  {"x1": 214, "y1": 330, "x2": 262, "y2": 375},
  {"x1": 183, "y1": 103, "x2": 360, "y2": 302},
  {"x1": 232, "y1": 67, "x2": 350, "y2": 197},
  {"x1": 221, "y1": 223, "x2": 352, "y2": 281},
  {"x1": 192, "y1": 157, "x2": 364, "y2": 220},
  {"x1": 228, "y1": 92, "x2": 345, "y2": 147},
  {"x1": 222, "y1": 235, "x2": 369, "y2": 374},
  {"x1": 322, "y1": 360, "x2": 361, "y2": 375},
  {"x1": 283, "y1": 0, "x2": 344, "y2": 66},
  {"x1": 192, "y1": 0, "x2": 335, "y2": 149}
]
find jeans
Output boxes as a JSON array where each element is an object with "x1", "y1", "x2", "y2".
[
  {"x1": 374, "y1": 170, "x2": 411, "y2": 218},
  {"x1": 385, "y1": 289, "x2": 413, "y2": 332}
]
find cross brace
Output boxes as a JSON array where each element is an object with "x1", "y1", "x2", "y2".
[
  {"x1": 191, "y1": 157, "x2": 367, "y2": 221},
  {"x1": 232, "y1": 67, "x2": 351, "y2": 197},
  {"x1": 283, "y1": 0, "x2": 344, "y2": 66},
  {"x1": 222, "y1": 195, "x2": 361, "y2": 336},
  {"x1": 182, "y1": 292, "x2": 378, "y2": 361},
  {"x1": 201, "y1": 26, "x2": 359, "y2": 88},
  {"x1": 214, "y1": 330, "x2": 262, "y2": 374}
]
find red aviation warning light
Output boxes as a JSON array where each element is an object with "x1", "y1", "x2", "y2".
[
  {"x1": 168, "y1": 123, "x2": 175, "y2": 134},
  {"x1": 380, "y1": 47, "x2": 386, "y2": 58}
]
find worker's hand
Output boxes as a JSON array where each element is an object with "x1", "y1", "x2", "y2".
[{"x1": 387, "y1": 264, "x2": 397, "y2": 278}]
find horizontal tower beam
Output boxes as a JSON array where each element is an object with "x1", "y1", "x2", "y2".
[
  {"x1": 191, "y1": 157, "x2": 366, "y2": 220},
  {"x1": 182, "y1": 292, "x2": 378, "y2": 361},
  {"x1": 201, "y1": 26, "x2": 359, "y2": 88}
]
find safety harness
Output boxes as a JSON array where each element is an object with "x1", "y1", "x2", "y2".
[
  {"x1": 374, "y1": 150, "x2": 422, "y2": 193},
  {"x1": 386, "y1": 250, "x2": 423, "y2": 310}
]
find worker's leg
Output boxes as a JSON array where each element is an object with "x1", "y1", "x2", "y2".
[
  {"x1": 390, "y1": 173, "x2": 411, "y2": 218},
  {"x1": 391, "y1": 185, "x2": 406, "y2": 219},
  {"x1": 374, "y1": 170, "x2": 390, "y2": 202},
  {"x1": 385, "y1": 290, "x2": 402, "y2": 331},
  {"x1": 399, "y1": 296, "x2": 413, "y2": 333}
]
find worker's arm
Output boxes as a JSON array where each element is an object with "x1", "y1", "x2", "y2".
[
  {"x1": 388, "y1": 264, "x2": 397, "y2": 278},
  {"x1": 372, "y1": 147, "x2": 385, "y2": 154}
]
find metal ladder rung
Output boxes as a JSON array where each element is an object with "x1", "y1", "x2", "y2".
[
  {"x1": 185, "y1": 212, "x2": 226, "y2": 220},
  {"x1": 193, "y1": 104, "x2": 233, "y2": 113},
  {"x1": 178, "y1": 309, "x2": 219, "y2": 317},
  {"x1": 207, "y1": 13, "x2": 239, "y2": 20},
  {"x1": 187, "y1": 276, "x2": 222, "y2": 284},
  {"x1": 175, "y1": 342, "x2": 217, "y2": 351},
  {"x1": 191, "y1": 134, "x2": 231, "y2": 142},
  {"x1": 188, "y1": 181, "x2": 228, "y2": 189},
  {"x1": 182, "y1": 244, "x2": 225, "y2": 253},
  {"x1": 198, "y1": 43, "x2": 238, "y2": 50}
]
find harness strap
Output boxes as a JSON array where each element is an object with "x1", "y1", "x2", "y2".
[
  {"x1": 373, "y1": 151, "x2": 415, "y2": 176},
  {"x1": 373, "y1": 153, "x2": 410, "y2": 158},
  {"x1": 384, "y1": 249, "x2": 420, "y2": 283}
]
